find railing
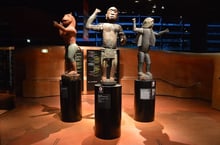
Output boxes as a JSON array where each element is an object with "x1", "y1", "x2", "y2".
[{"x1": 76, "y1": 15, "x2": 192, "y2": 51}]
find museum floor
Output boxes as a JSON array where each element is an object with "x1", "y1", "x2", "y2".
[{"x1": 1, "y1": 94, "x2": 220, "y2": 145}]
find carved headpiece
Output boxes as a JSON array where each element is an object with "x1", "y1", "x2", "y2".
[
  {"x1": 62, "y1": 13, "x2": 76, "y2": 27},
  {"x1": 142, "y1": 17, "x2": 154, "y2": 28}
]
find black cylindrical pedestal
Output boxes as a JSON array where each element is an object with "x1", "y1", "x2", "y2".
[
  {"x1": 60, "y1": 75, "x2": 82, "y2": 122},
  {"x1": 134, "y1": 80, "x2": 156, "y2": 122},
  {"x1": 94, "y1": 84, "x2": 122, "y2": 139}
]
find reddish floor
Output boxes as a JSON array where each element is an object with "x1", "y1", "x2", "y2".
[{"x1": 1, "y1": 95, "x2": 220, "y2": 145}]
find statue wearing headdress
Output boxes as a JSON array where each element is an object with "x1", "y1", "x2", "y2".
[
  {"x1": 54, "y1": 13, "x2": 81, "y2": 77},
  {"x1": 132, "y1": 17, "x2": 169, "y2": 80}
]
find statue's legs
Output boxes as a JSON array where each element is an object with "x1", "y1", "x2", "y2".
[
  {"x1": 65, "y1": 44, "x2": 79, "y2": 75},
  {"x1": 101, "y1": 49, "x2": 117, "y2": 85},
  {"x1": 138, "y1": 51, "x2": 144, "y2": 75},
  {"x1": 68, "y1": 61, "x2": 78, "y2": 75},
  {"x1": 110, "y1": 53, "x2": 117, "y2": 80},
  {"x1": 145, "y1": 53, "x2": 152, "y2": 79},
  {"x1": 138, "y1": 51, "x2": 152, "y2": 80},
  {"x1": 101, "y1": 59, "x2": 107, "y2": 80},
  {"x1": 102, "y1": 58, "x2": 116, "y2": 81},
  {"x1": 106, "y1": 58, "x2": 112, "y2": 79}
]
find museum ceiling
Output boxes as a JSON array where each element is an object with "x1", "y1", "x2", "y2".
[
  {"x1": 0, "y1": 0, "x2": 218, "y2": 17},
  {"x1": 0, "y1": 0, "x2": 219, "y2": 46}
]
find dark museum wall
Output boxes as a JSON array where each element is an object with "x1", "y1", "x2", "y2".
[{"x1": 0, "y1": 0, "x2": 219, "y2": 47}]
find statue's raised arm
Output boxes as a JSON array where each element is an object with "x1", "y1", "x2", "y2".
[{"x1": 86, "y1": 8, "x2": 103, "y2": 31}]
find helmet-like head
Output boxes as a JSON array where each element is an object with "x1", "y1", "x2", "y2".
[
  {"x1": 142, "y1": 17, "x2": 154, "y2": 28},
  {"x1": 62, "y1": 13, "x2": 76, "y2": 27}
]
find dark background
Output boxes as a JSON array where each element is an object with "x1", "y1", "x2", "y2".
[{"x1": 0, "y1": 0, "x2": 219, "y2": 46}]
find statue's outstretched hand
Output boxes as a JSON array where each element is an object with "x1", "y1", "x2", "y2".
[
  {"x1": 165, "y1": 28, "x2": 169, "y2": 33},
  {"x1": 53, "y1": 21, "x2": 59, "y2": 27},
  {"x1": 95, "y1": 8, "x2": 101, "y2": 14}
]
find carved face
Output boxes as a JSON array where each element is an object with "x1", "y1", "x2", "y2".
[
  {"x1": 105, "y1": 6, "x2": 118, "y2": 23},
  {"x1": 61, "y1": 13, "x2": 76, "y2": 27},
  {"x1": 142, "y1": 17, "x2": 154, "y2": 28}
]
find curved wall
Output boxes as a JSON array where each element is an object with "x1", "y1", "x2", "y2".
[{"x1": 14, "y1": 46, "x2": 220, "y2": 110}]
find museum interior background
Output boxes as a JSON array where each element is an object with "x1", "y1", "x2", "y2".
[
  {"x1": 1, "y1": 0, "x2": 220, "y2": 106},
  {"x1": 1, "y1": 0, "x2": 220, "y2": 145}
]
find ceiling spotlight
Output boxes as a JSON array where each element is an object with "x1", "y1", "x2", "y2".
[{"x1": 26, "y1": 38, "x2": 31, "y2": 43}]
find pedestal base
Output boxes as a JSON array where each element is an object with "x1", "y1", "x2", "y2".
[
  {"x1": 94, "y1": 84, "x2": 122, "y2": 139},
  {"x1": 60, "y1": 74, "x2": 82, "y2": 122},
  {"x1": 134, "y1": 79, "x2": 156, "y2": 122}
]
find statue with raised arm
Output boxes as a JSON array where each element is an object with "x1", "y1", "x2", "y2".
[
  {"x1": 132, "y1": 17, "x2": 169, "y2": 80},
  {"x1": 53, "y1": 12, "x2": 80, "y2": 76},
  {"x1": 86, "y1": 7, "x2": 126, "y2": 85}
]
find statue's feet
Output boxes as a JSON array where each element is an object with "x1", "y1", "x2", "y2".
[
  {"x1": 63, "y1": 71, "x2": 80, "y2": 80},
  {"x1": 138, "y1": 72, "x2": 146, "y2": 76},
  {"x1": 146, "y1": 72, "x2": 153, "y2": 79},
  {"x1": 101, "y1": 77, "x2": 116, "y2": 86},
  {"x1": 102, "y1": 76, "x2": 107, "y2": 81},
  {"x1": 101, "y1": 76, "x2": 115, "y2": 82},
  {"x1": 138, "y1": 72, "x2": 152, "y2": 80},
  {"x1": 68, "y1": 71, "x2": 78, "y2": 75}
]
